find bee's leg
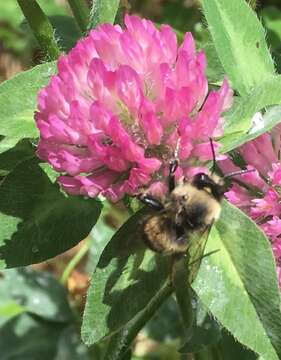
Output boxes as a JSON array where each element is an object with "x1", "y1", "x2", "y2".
[
  {"x1": 169, "y1": 159, "x2": 178, "y2": 193},
  {"x1": 137, "y1": 194, "x2": 164, "y2": 211}
]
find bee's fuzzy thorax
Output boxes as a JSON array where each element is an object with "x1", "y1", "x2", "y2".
[{"x1": 141, "y1": 170, "x2": 225, "y2": 254}]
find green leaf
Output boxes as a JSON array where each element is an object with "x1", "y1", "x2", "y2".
[
  {"x1": 0, "y1": 268, "x2": 73, "y2": 322},
  {"x1": 0, "y1": 2, "x2": 24, "y2": 27},
  {"x1": 1, "y1": 0, "x2": 67, "y2": 27},
  {"x1": 38, "y1": 0, "x2": 68, "y2": 17},
  {"x1": 0, "y1": 302, "x2": 25, "y2": 326},
  {"x1": 0, "y1": 158, "x2": 101, "y2": 268},
  {"x1": 0, "y1": 61, "x2": 57, "y2": 153},
  {"x1": 66, "y1": 0, "x2": 89, "y2": 34},
  {"x1": 222, "y1": 75, "x2": 281, "y2": 136},
  {"x1": 173, "y1": 257, "x2": 194, "y2": 340},
  {"x1": 86, "y1": 199, "x2": 131, "y2": 274},
  {"x1": 180, "y1": 297, "x2": 221, "y2": 354},
  {"x1": 145, "y1": 297, "x2": 183, "y2": 342},
  {"x1": 219, "y1": 329, "x2": 258, "y2": 360},
  {"x1": 221, "y1": 105, "x2": 281, "y2": 153},
  {"x1": 102, "y1": 282, "x2": 173, "y2": 360},
  {"x1": 202, "y1": 43, "x2": 225, "y2": 84},
  {"x1": 200, "y1": 0, "x2": 275, "y2": 95},
  {"x1": 160, "y1": 0, "x2": 201, "y2": 33},
  {"x1": 86, "y1": 211, "x2": 117, "y2": 274},
  {"x1": 17, "y1": 0, "x2": 61, "y2": 60},
  {"x1": 0, "y1": 314, "x2": 63, "y2": 359},
  {"x1": 0, "y1": 267, "x2": 90, "y2": 359},
  {"x1": 55, "y1": 325, "x2": 91, "y2": 360},
  {"x1": 0, "y1": 314, "x2": 90, "y2": 360},
  {"x1": 81, "y1": 209, "x2": 170, "y2": 346},
  {"x1": 23, "y1": 16, "x2": 81, "y2": 52},
  {"x1": 0, "y1": 139, "x2": 35, "y2": 174},
  {"x1": 49, "y1": 16, "x2": 81, "y2": 51},
  {"x1": 193, "y1": 201, "x2": 281, "y2": 360},
  {"x1": 88, "y1": 0, "x2": 120, "y2": 29},
  {"x1": 260, "y1": 6, "x2": 281, "y2": 51}
]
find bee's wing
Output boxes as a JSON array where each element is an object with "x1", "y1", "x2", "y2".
[{"x1": 187, "y1": 222, "x2": 214, "y2": 283}]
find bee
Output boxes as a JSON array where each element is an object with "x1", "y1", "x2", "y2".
[{"x1": 138, "y1": 139, "x2": 251, "y2": 254}]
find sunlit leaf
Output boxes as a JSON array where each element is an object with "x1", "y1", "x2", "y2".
[
  {"x1": 193, "y1": 201, "x2": 281, "y2": 359},
  {"x1": 222, "y1": 75, "x2": 281, "y2": 137},
  {"x1": 0, "y1": 62, "x2": 56, "y2": 153},
  {"x1": 81, "y1": 209, "x2": 170, "y2": 345},
  {"x1": 201, "y1": 0, "x2": 275, "y2": 95},
  {"x1": 0, "y1": 158, "x2": 101, "y2": 268},
  {"x1": 221, "y1": 105, "x2": 281, "y2": 153}
]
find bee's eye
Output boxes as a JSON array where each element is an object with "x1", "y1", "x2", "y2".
[
  {"x1": 194, "y1": 173, "x2": 208, "y2": 183},
  {"x1": 192, "y1": 172, "x2": 210, "y2": 189},
  {"x1": 199, "y1": 174, "x2": 208, "y2": 182}
]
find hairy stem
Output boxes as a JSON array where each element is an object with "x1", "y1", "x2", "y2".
[
  {"x1": 88, "y1": 0, "x2": 120, "y2": 31},
  {"x1": 103, "y1": 281, "x2": 174, "y2": 360},
  {"x1": 66, "y1": 0, "x2": 89, "y2": 34},
  {"x1": 247, "y1": 0, "x2": 257, "y2": 10},
  {"x1": 17, "y1": 0, "x2": 60, "y2": 60}
]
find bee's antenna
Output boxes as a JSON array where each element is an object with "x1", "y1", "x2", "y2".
[
  {"x1": 223, "y1": 168, "x2": 255, "y2": 179},
  {"x1": 209, "y1": 137, "x2": 216, "y2": 174}
]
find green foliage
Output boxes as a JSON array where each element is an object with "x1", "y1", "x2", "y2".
[
  {"x1": 145, "y1": 297, "x2": 183, "y2": 342},
  {"x1": 81, "y1": 209, "x2": 171, "y2": 345},
  {"x1": 0, "y1": 0, "x2": 67, "y2": 28},
  {"x1": 0, "y1": 268, "x2": 73, "y2": 322},
  {"x1": 260, "y1": 6, "x2": 281, "y2": 51},
  {"x1": 0, "y1": 62, "x2": 57, "y2": 153},
  {"x1": 0, "y1": 268, "x2": 90, "y2": 360},
  {"x1": 103, "y1": 282, "x2": 173, "y2": 360},
  {"x1": 221, "y1": 105, "x2": 281, "y2": 153},
  {"x1": 0, "y1": 139, "x2": 35, "y2": 175},
  {"x1": 17, "y1": 0, "x2": 61, "y2": 60},
  {"x1": 66, "y1": 0, "x2": 89, "y2": 33},
  {"x1": 223, "y1": 75, "x2": 281, "y2": 136},
  {"x1": 193, "y1": 201, "x2": 281, "y2": 359},
  {"x1": 34, "y1": 16, "x2": 81, "y2": 52},
  {"x1": 86, "y1": 203, "x2": 125, "y2": 274},
  {"x1": 219, "y1": 330, "x2": 258, "y2": 360},
  {"x1": 173, "y1": 258, "x2": 194, "y2": 341},
  {"x1": 201, "y1": 0, "x2": 275, "y2": 95},
  {"x1": 1, "y1": 1, "x2": 281, "y2": 359},
  {"x1": 88, "y1": 0, "x2": 120, "y2": 29},
  {"x1": 0, "y1": 158, "x2": 101, "y2": 268},
  {"x1": 179, "y1": 298, "x2": 221, "y2": 354}
]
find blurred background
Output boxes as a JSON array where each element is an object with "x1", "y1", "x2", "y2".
[{"x1": 0, "y1": 0, "x2": 280, "y2": 359}]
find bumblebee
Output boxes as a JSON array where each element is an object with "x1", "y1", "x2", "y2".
[{"x1": 138, "y1": 140, "x2": 250, "y2": 254}]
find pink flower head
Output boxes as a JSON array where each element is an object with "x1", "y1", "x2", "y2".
[{"x1": 35, "y1": 15, "x2": 233, "y2": 201}]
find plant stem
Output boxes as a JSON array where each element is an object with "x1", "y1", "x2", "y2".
[
  {"x1": 248, "y1": 0, "x2": 257, "y2": 10},
  {"x1": 173, "y1": 256, "x2": 194, "y2": 339},
  {"x1": 103, "y1": 281, "x2": 174, "y2": 360},
  {"x1": 87, "y1": 0, "x2": 120, "y2": 31},
  {"x1": 17, "y1": 0, "x2": 60, "y2": 60},
  {"x1": 66, "y1": 0, "x2": 89, "y2": 34},
  {"x1": 61, "y1": 239, "x2": 90, "y2": 285}
]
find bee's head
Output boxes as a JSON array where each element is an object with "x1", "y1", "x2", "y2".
[{"x1": 192, "y1": 172, "x2": 225, "y2": 201}]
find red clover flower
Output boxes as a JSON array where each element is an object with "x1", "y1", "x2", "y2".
[{"x1": 35, "y1": 15, "x2": 233, "y2": 201}]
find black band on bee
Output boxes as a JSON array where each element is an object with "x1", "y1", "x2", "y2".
[{"x1": 192, "y1": 173, "x2": 224, "y2": 201}]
